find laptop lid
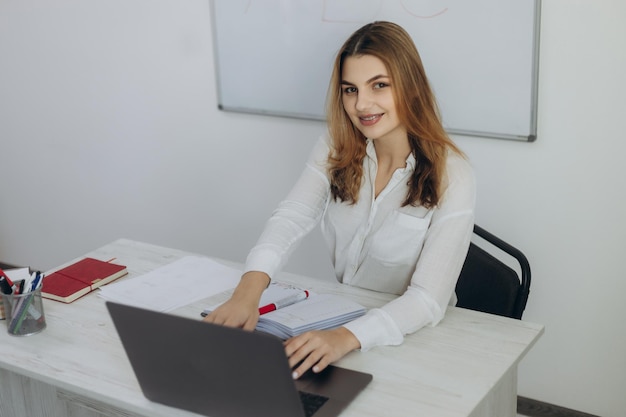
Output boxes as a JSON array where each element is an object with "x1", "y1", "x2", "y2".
[{"x1": 106, "y1": 301, "x2": 372, "y2": 417}]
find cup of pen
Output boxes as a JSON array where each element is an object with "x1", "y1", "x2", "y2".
[{"x1": 2, "y1": 286, "x2": 47, "y2": 336}]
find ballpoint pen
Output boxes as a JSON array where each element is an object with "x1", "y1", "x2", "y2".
[
  {"x1": 29, "y1": 271, "x2": 43, "y2": 292},
  {"x1": 9, "y1": 293, "x2": 36, "y2": 333},
  {"x1": 16, "y1": 280, "x2": 25, "y2": 295},
  {"x1": 22, "y1": 276, "x2": 32, "y2": 293}
]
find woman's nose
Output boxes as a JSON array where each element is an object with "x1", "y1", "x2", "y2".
[{"x1": 355, "y1": 91, "x2": 372, "y2": 112}]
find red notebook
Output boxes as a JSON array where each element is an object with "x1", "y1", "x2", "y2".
[{"x1": 42, "y1": 257, "x2": 127, "y2": 303}]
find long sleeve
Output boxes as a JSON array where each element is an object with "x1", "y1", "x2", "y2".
[{"x1": 244, "y1": 138, "x2": 331, "y2": 278}]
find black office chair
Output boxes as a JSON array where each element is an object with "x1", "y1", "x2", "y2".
[{"x1": 455, "y1": 225, "x2": 531, "y2": 319}]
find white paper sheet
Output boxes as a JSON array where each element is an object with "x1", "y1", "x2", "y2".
[{"x1": 98, "y1": 256, "x2": 241, "y2": 312}]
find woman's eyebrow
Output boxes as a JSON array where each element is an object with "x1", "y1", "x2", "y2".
[{"x1": 341, "y1": 74, "x2": 389, "y2": 85}]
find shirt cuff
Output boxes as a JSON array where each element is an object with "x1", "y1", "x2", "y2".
[
  {"x1": 343, "y1": 308, "x2": 404, "y2": 351},
  {"x1": 244, "y1": 246, "x2": 282, "y2": 279}
]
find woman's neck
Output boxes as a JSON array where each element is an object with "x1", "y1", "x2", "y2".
[
  {"x1": 371, "y1": 135, "x2": 412, "y2": 198},
  {"x1": 372, "y1": 135, "x2": 411, "y2": 172}
]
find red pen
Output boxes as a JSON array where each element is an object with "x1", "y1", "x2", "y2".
[{"x1": 259, "y1": 290, "x2": 310, "y2": 315}]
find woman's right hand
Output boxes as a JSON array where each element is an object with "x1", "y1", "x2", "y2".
[{"x1": 202, "y1": 271, "x2": 269, "y2": 331}]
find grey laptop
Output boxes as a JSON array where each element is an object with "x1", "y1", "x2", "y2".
[{"x1": 106, "y1": 301, "x2": 372, "y2": 417}]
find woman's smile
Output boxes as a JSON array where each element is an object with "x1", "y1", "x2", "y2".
[{"x1": 359, "y1": 113, "x2": 383, "y2": 126}]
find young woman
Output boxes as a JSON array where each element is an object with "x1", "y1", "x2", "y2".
[{"x1": 204, "y1": 21, "x2": 475, "y2": 379}]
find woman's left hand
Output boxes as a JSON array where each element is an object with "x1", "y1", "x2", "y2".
[{"x1": 284, "y1": 327, "x2": 361, "y2": 379}]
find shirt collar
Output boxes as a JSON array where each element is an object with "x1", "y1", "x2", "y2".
[{"x1": 365, "y1": 138, "x2": 416, "y2": 172}]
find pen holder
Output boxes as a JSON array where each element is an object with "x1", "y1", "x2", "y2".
[{"x1": 2, "y1": 288, "x2": 47, "y2": 336}]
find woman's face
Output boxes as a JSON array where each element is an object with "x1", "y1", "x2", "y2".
[{"x1": 341, "y1": 54, "x2": 405, "y2": 142}]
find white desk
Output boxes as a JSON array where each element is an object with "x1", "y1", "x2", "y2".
[{"x1": 0, "y1": 239, "x2": 543, "y2": 417}]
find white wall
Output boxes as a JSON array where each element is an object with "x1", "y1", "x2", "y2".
[{"x1": 0, "y1": 1, "x2": 624, "y2": 416}]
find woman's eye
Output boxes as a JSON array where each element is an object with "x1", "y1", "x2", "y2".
[
  {"x1": 343, "y1": 86, "x2": 357, "y2": 94},
  {"x1": 374, "y1": 82, "x2": 388, "y2": 89}
]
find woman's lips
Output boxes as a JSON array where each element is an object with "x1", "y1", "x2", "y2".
[{"x1": 359, "y1": 114, "x2": 382, "y2": 126}]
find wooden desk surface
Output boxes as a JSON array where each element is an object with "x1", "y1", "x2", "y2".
[{"x1": 0, "y1": 239, "x2": 544, "y2": 417}]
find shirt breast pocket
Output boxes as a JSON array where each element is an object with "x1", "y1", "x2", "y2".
[{"x1": 368, "y1": 210, "x2": 432, "y2": 266}]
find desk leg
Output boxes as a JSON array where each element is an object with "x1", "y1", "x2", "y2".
[{"x1": 470, "y1": 366, "x2": 518, "y2": 417}]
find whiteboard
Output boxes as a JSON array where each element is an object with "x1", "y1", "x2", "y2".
[{"x1": 210, "y1": 0, "x2": 541, "y2": 141}]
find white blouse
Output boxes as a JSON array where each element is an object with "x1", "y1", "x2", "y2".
[{"x1": 245, "y1": 135, "x2": 476, "y2": 350}]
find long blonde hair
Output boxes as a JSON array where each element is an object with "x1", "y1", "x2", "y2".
[{"x1": 326, "y1": 21, "x2": 463, "y2": 208}]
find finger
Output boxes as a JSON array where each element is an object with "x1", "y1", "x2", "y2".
[
  {"x1": 223, "y1": 315, "x2": 250, "y2": 329},
  {"x1": 292, "y1": 351, "x2": 324, "y2": 380},
  {"x1": 284, "y1": 334, "x2": 308, "y2": 357},
  {"x1": 202, "y1": 314, "x2": 222, "y2": 325},
  {"x1": 287, "y1": 345, "x2": 309, "y2": 369},
  {"x1": 242, "y1": 316, "x2": 258, "y2": 331},
  {"x1": 285, "y1": 337, "x2": 316, "y2": 369},
  {"x1": 311, "y1": 356, "x2": 331, "y2": 374}
]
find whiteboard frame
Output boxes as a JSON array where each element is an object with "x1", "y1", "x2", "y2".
[{"x1": 210, "y1": 0, "x2": 542, "y2": 142}]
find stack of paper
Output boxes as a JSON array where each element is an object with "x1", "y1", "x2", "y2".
[
  {"x1": 99, "y1": 256, "x2": 241, "y2": 312},
  {"x1": 255, "y1": 294, "x2": 366, "y2": 339}
]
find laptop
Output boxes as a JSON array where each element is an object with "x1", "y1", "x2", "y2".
[{"x1": 106, "y1": 301, "x2": 372, "y2": 417}]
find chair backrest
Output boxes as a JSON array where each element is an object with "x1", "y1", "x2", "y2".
[{"x1": 455, "y1": 225, "x2": 531, "y2": 319}]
